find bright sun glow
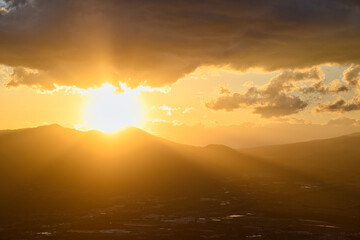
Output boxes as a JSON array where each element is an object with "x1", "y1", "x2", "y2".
[{"x1": 84, "y1": 84, "x2": 143, "y2": 133}]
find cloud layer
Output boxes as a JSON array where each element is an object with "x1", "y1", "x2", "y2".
[
  {"x1": 1, "y1": 0, "x2": 360, "y2": 89},
  {"x1": 315, "y1": 65, "x2": 360, "y2": 113},
  {"x1": 206, "y1": 68, "x2": 326, "y2": 117},
  {"x1": 315, "y1": 97, "x2": 360, "y2": 113}
]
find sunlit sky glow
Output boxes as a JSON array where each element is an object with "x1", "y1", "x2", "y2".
[
  {"x1": 1, "y1": 0, "x2": 360, "y2": 147},
  {"x1": 83, "y1": 84, "x2": 143, "y2": 132},
  {"x1": 2, "y1": 64, "x2": 360, "y2": 147}
]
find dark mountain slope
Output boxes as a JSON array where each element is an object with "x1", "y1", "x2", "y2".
[
  {"x1": 239, "y1": 133, "x2": 360, "y2": 185},
  {"x1": 0, "y1": 125, "x2": 243, "y2": 214},
  {"x1": 1, "y1": 126, "x2": 360, "y2": 239}
]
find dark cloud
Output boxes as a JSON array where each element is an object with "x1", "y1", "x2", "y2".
[
  {"x1": 343, "y1": 65, "x2": 360, "y2": 88},
  {"x1": 264, "y1": 68, "x2": 323, "y2": 95},
  {"x1": 312, "y1": 65, "x2": 360, "y2": 113},
  {"x1": 2, "y1": 0, "x2": 27, "y2": 9},
  {"x1": 219, "y1": 86, "x2": 231, "y2": 95},
  {"x1": 205, "y1": 90, "x2": 259, "y2": 112},
  {"x1": 302, "y1": 80, "x2": 349, "y2": 94},
  {"x1": 252, "y1": 94, "x2": 307, "y2": 118},
  {"x1": 206, "y1": 68, "x2": 322, "y2": 117},
  {"x1": 5, "y1": 67, "x2": 52, "y2": 88},
  {"x1": 0, "y1": 0, "x2": 360, "y2": 89},
  {"x1": 315, "y1": 97, "x2": 360, "y2": 113}
]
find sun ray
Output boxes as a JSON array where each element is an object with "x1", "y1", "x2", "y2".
[{"x1": 84, "y1": 84, "x2": 143, "y2": 132}]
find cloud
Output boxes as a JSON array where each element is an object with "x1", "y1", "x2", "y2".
[
  {"x1": 154, "y1": 105, "x2": 180, "y2": 116},
  {"x1": 1, "y1": 0, "x2": 360, "y2": 89},
  {"x1": 206, "y1": 68, "x2": 322, "y2": 117},
  {"x1": 0, "y1": 7, "x2": 8, "y2": 15},
  {"x1": 309, "y1": 65, "x2": 360, "y2": 113},
  {"x1": 219, "y1": 87, "x2": 231, "y2": 95},
  {"x1": 263, "y1": 68, "x2": 324, "y2": 95},
  {"x1": 5, "y1": 67, "x2": 53, "y2": 88},
  {"x1": 302, "y1": 80, "x2": 349, "y2": 94},
  {"x1": 343, "y1": 65, "x2": 360, "y2": 88},
  {"x1": 1, "y1": 0, "x2": 27, "y2": 9},
  {"x1": 315, "y1": 97, "x2": 360, "y2": 113},
  {"x1": 252, "y1": 94, "x2": 308, "y2": 118},
  {"x1": 205, "y1": 90, "x2": 259, "y2": 112},
  {"x1": 182, "y1": 107, "x2": 193, "y2": 114},
  {"x1": 151, "y1": 118, "x2": 166, "y2": 123}
]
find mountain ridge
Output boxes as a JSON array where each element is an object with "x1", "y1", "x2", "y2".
[
  {"x1": 1, "y1": 124, "x2": 360, "y2": 234},
  {"x1": 3, "y1": 124, "x2": 360, "y2": 150}
]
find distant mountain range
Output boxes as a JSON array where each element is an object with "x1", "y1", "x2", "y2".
[
  {"x1": 0, "y1": 125, "x2": 359, "y2": 218},
  {"x1": 239, "y1": 133, "x2": 360, "y2": 185}
]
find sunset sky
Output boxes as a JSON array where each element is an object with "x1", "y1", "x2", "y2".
[{"x1": 1, "y1": 0, "x2": 360, "y2": 147}]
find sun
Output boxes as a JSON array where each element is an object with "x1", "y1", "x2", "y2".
[{"x1": 84, "y1": 84, "x2": 143, "y2": 133}]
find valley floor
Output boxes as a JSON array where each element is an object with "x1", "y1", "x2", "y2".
[{"x1": 1, "y1": 178, "x2": 360, "y2": 240}]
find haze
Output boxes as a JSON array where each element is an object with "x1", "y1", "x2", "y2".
[{"x1": 1, "y1": 0, "x2": 360, "y2": 239}]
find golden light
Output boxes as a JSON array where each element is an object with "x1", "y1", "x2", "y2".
[{"x1": 84, "y1": 84, "x2": 143, "y2": 133}]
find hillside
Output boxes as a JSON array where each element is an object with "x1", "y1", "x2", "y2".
[
  {"x1": 1, "y1": 125, "x2": 360, "y2": 239},
  {"x1": 0, "y1": 125, "x2": 245, "y2": 213},
  {"x1": 239, "y1": 133, "x2": 360, "y2": 185}
]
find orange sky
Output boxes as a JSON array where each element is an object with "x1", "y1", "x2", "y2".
[
  {"x1": 1, "y1": 0, "x2": 360, "y2": 147},
  {"x1": 2, "y1": 64, "x2": 360, "y2": 147}
]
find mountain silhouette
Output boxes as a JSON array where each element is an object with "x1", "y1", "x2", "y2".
[
  {"x1": 239, "y1": 133, "x2": 360, "y2": 185},
  {"x1": 0, "y1": 125, "x2": 242, "y2": 215},
  {"x1": 1, "y1": 125, "x2": 360, "y2": 231}
]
